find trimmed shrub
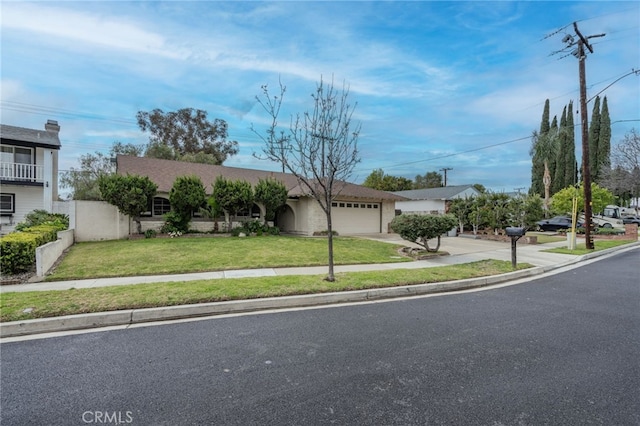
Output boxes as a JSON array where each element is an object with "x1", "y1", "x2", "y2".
[
  {"x1": 0, "y1": 232, "x2": 38, "y2": 274},
  {"x1": 161, "y1": 211, "x2": 190, "y2": 234},
  {"x1": 391, "y1": 214, "x2": 458, "y2": 252},
  {"x1": 0, "y1": 223, "x2": 65, "y2": 274},
  {"x1": 15, "y1": 210, "x2": 69, "y2": 232}
]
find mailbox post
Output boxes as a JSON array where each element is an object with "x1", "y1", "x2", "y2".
[{"x1": 505, "y1": 227, "x2": 526, "y2": 269}]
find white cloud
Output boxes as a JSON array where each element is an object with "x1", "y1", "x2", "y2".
[{"x1": 1, "y1": 3, "x2": 188, "y2": 59}]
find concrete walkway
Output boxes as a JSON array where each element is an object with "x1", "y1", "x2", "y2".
[{"x1": 1, "y1": 235, "x2": 638, "y2": 339}]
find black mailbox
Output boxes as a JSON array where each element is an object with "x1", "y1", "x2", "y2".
[
  {"x1": 505, "y1": 227, "x2": 525, "y2": 269},
  {"x1": 505, "y1": 227, "x2": 525, "y2": 237}
]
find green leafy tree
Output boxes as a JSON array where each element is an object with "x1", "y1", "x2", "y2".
[
  {"x1": 472, "y1": 183, "x2": 486, "y2": 193},
  {"x1": 551, "y1": 182, "x2": 614, "y2": 216},
  {"x1": 169, "y1": 175, "x2": 207, "y2": 231},
  {"x1": 362, "y1": 169, "x2": 385, "y2": 189},
  {"x1": 413, "y1": 171, "x2": 443, "y2": 189},
  {"x1": 509, "y1": 193, "x2": 543, "y2": 229},
  {"x1": 254, "y1": 178, "x2": 288, "y2": 221},
  {"x1": 137, "y1": 108, "x2": 239, "y2": 165},
  {"x1": 98, "y1": 174, "x2": 157, "y2": 233},
  {"x1": 390, "y1": 214, "x2": 457, "y2": 252},
  {"x1": 448, "y1": 197, "x2": 474, "y2": 233},
  {"x1": 468, "y1": 193, "x2": 491, "y2": 235},
  {"x1": 487, "y1": 192, "x2": 511, "y2": 234},
  {"x1": 362, "y1": 169, "x2": 413, "y2": 191},
  {"x1": 60, "y1": 142, "x2": 144, "y2": 200},
  {"x1": 212, "y1": 177, "x2": 254, "y2": 225}
]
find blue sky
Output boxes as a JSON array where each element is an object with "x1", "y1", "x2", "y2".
[{"x1": 2, "y1": 1, "x2": 639, "y2": 193}]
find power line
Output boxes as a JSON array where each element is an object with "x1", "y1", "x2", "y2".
[
  {"x1": 587, "y1": 68, "x2": 640, "y2": 103},
  {"x1": 356, "y1": 134, "x2": 532, "y2": 174},
  {"x1": 0, "y1": 100, "x2": 137, "y2": 126}
]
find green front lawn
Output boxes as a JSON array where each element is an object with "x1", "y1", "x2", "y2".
[
  {"x1": 544, "y1": 239, "x2": 635, "y2": 255},
  {"x1": 1, "y1": 260, "x2": 530, "y2": 322},
  {"x1": 47, "y1": 236, "x2": 411, "y2": 281}
]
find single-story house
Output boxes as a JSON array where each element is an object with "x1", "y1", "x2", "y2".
[
  {"x1": 117, "y1": 155, "x2": 407, "y2": 235},
  {"x1": 1, "y1": 120, "x2": 61, "y2": 234},
  {"x1": 392, "y1": 185, "x2": 480, "y2": 215}
]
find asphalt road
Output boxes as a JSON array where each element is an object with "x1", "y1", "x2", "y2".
[{"x1": 2, "y1": 249, "x2": 639, "y2": 426}]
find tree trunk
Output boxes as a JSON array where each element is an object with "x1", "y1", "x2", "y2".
[
  {"x1": 325, "y1": 210, "x2": 335, "y2": 282},
  {"x1": 430, "y1": 236, "x2": 441, "y2": 252}
]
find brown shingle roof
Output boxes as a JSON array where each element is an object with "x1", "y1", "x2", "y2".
[{"x1": 116, "y1": 155, "x2": 407, "y2": 201}]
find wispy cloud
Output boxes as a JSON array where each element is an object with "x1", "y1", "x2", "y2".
[{"x1": 1, "y1": 3, "x2": 188, "y2": 59}]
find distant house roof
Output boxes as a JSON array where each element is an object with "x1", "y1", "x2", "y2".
[
  {"x1": 0, "y1": 120, "x2": 61, "y2": 149},
  {"x1": 392, "y1": 184, "x2": 480, "y2": 200},
  {"x1": 117, "y1": 155, "x2": 407, "y2": 201}
]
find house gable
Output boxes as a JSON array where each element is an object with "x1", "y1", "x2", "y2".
[{"x1": 393, "y1": 185, "x2": 481, "y2": 215}]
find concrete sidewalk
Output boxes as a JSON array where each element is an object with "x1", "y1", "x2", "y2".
[{"x1": 1, "y1": 235, "x2": 638, "y2": 339}]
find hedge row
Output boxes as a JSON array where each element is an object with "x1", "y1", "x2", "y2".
[{"x1": 0, "y1": 223, "x2": 66, "y2": 275}]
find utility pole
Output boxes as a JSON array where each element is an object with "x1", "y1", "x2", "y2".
[
  {"x1": 558, "y1": 22, "x2": 605, "y2": 250},
  {"x1": 439, "y1": 167, "x2": 452, "y2": 187}
]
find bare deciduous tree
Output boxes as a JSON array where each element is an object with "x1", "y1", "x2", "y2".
[{"x1": 252, "y1": 77, "x2": 361, "y2": 282}]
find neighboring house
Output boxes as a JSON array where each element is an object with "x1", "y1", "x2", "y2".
[
  {"x1": 0, "y1": 120, "x2": 61, "y2": 234},
  {"x1": 117, "y1": 155, "x2": 407, "y2": 235},
  {"x1": 393, "y1": 185, "x2": 481, "y2": 215}
]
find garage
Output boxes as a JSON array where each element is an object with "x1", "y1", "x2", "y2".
[{"x1": 331, "y1": 201, "x2": 381, "y2": 233}]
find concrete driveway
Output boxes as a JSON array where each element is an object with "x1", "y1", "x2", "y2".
[{"x1": 344, "y1": 232, "x2": 510, "y2": 255}]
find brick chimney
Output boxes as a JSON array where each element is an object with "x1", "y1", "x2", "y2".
[{"x1": 45, "y1": 119, "x2": 60, "y2": 133}]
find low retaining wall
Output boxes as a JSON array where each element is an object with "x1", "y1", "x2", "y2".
[{"x1": 35, "y1": 229, "x2": 74, "y2": 277}]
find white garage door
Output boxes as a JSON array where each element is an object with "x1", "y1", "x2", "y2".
[{"x1": 331, "y1": 201, "x2": 381, "y2": 233}]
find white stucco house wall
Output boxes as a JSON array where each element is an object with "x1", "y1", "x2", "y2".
[
  {"x1": 393, "y1": 185, "x2": 481, "y2": 215},
  {"x1": 0, "y1": 120, "x2": 61, "y2": 234}
]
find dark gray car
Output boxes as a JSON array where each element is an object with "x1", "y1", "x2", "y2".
[{"x1": 536, "y1": 216, "x2": 580, "y2": 232}]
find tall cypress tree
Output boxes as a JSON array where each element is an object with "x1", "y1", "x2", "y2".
[
  {"x1": 597, "y1": 96, "x2": 611, "y2": 184},
  {"x1": 565, "y1": 101, "x2": 577, "y2": 187},
  {"x1": 553, "y1": 106, "x2": 568, "y2": 194},
  {"x1": 548, "y1": 115, "x2": 559, "y2": 194},
  {"x1": 588, "y1": 96, "x2": 601, "y2": 181},
  {"x1": 530, "y1": 99, "x2": 550, "y2": 195}
]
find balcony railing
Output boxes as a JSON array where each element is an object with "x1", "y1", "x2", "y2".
[{"x1": 0, "y1": 162, "x2": 45, "y2": 183}]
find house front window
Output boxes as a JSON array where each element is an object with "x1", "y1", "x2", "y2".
[
  {"x1": 0, "y1": 193, "x2": 15, "y2": 215},
  {"x1": 153, "y1": 197, "x2": 171, "y2": 216}
]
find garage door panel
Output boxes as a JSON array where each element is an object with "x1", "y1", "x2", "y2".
[{"x1": 332, "y1": 202, "x2": 380, "y2": 233}]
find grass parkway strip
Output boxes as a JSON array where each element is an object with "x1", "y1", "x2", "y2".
[{"x1": 1, "y1": 260, "x2": 530, "y2": 322}]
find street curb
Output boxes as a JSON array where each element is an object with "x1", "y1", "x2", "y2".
[{"x1": 2, "y1": 242, "x2": 638, "y2": 338}]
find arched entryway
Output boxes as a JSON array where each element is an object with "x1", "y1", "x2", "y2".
[{"x1": 275, "y1": 204, "x2": 295, "y2": 233}]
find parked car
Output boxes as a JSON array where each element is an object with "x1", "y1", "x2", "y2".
[
  {"x1": 622, "y1": 215, "x2": 640, "y2": 225},
  {"x1": 536, "y1": 216, "x2": 581, "y2": 232}
]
